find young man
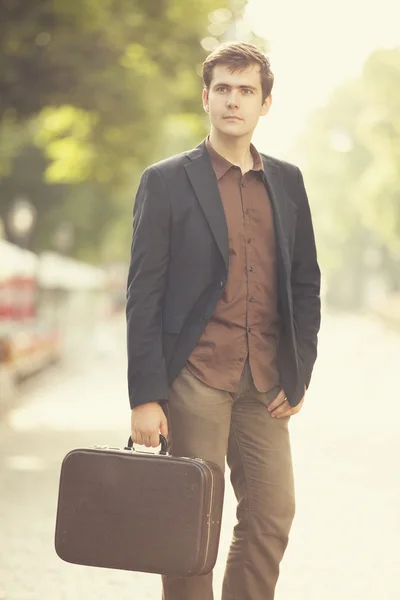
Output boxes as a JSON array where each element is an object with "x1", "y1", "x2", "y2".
[{"x1": 126, "y1": 42, "x2": 321, "y2": 600}]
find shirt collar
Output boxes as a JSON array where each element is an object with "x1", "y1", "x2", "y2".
[{"x1": 205, "y1": 136, "x2": 264, "y2": 181}]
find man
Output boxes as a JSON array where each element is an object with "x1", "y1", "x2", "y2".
[{"x1": 126, "y1": 41, "x2": 321, "y2": 600}]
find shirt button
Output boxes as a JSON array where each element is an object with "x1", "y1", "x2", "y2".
[
  {"x1": 247, "y1": 238, "x2": 251, "y2": 243},
  {"x1": 248, "y1": 328, "x2": 252, "y2": 333},
  {"x1": 249, "y1": 266, "x2": 253, "y2": 272},
  {"x1": 249, "y1": 296, "x2": 255, "y2": 302},
  {"x1": 239, "y1": 357, "x2": 244, "y2": 362},
  {"x1": 245, "y1": 209, "x2": 249, "y2": 215},
  {"x1": 241, "y1": 182, "x2": 245, "y2": 188}
]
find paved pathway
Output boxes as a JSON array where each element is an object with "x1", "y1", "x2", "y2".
[{"x1": 0, "y1": 312, "x2": 399, "y2": 599}]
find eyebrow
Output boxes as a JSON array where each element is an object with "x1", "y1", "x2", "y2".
[{"x1": 212, "y1": 82, "x2": 258, "y2": 91}]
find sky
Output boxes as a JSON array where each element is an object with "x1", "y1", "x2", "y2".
[{"x1": 243, "y1": 0, "x2": 400, "y2": 157}]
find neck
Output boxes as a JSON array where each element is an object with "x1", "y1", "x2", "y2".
[{"x1": 209, "y1": 128, "x2": 254, "y2": 173}]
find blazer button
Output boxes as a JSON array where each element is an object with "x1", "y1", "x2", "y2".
[
  {"x1": 217, "y1": 280, "x2": 225, "y2": 289},
  {"x1": 200, "y1": 315, "x2": 208, "y2": 323}
]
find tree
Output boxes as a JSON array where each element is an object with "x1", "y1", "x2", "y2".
[
  {"x1": 356, "y1": 49, "x2": 400, "y2": 254},
  {"x1": 0, "y1": 0, "x2": 246, "y2": 259},
  {"x1": 293, "y1": 47, "x2": 400, "y2": 307}
]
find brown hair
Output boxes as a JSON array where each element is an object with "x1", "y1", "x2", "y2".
[{"x1": 202, "y1": 41, "x2": 274, "y2": 102}]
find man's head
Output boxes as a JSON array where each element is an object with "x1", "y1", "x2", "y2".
[{"x1": 202, "y1": 42, "x2": 274, "y2": 139}]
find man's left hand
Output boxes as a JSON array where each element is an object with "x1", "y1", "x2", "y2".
[{"x1": 267, "y1": 386, "x2": 306, "y2": 418}]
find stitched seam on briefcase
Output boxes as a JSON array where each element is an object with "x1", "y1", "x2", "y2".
[{"x1": 198, "y1": 461, "x2": 215, "y2": 573}]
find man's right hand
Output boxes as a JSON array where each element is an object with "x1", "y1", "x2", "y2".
[{"x1": 131, "y1": 402, "x2": 169, "y2": 448}]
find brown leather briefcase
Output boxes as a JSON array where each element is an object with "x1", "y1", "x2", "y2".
[{"x1": 55, "y1": 435, "x2": 224, "y2": 576}]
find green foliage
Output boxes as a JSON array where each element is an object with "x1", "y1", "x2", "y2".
[
  {"x1": 294, "y1": 47, "x2": 400, "y2": 307},
  {"x1": 357, "y1": 49, "x2": 400, "y2": 252},
  {"x1": 1, "y1": 0, "x2": 226, "y2": 182},
  {"x1": 0, "y1": 0, "x2": 244, "y2": 259}
]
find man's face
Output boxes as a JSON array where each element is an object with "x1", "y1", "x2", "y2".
[{"x1": 203, "y1": 63, "x2": 272, "y2": 138}]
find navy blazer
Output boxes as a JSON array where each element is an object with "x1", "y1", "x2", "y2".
[{"x1": 126, "y1": 140, "x2": 321, "y2": 409}]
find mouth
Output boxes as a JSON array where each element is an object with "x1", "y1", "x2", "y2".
[{"x1": 223, "y1": 116, "x2": 242, "y2": 121}]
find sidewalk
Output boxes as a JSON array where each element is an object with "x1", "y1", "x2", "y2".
[{"x1": 1, "y1": 311, "x2": 399, "y2": 599}]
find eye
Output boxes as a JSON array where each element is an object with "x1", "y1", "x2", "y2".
[
  {"x1": 216, "y1": 86, "x2": 228, "y2": 92},
  {"x1": 242, "y1": 88, "x2": 253, "y2": 95}
]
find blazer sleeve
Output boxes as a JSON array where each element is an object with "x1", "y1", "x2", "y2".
[
  {"x1": 126, "y1": 166, "x2": 171, "y2": 409},
  {"x1": 291, "y1": 167, "x2": 321, "y2": 389}
]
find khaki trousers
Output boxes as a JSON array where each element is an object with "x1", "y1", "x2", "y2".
[{"x1": 161, "y1": 361, "x2": 295, "y2": 600}]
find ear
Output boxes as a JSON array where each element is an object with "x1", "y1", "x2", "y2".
[
  {"x1": 202, "y1": 88, "x2": 209, "y2": 113},
  {"x1": 260, "y1": 94, "x2": 272, "y2": 116}
]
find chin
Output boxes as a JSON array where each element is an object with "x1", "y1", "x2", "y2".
[{"x1": 216, "y1": 121, "x2": 248, "y2": 137}]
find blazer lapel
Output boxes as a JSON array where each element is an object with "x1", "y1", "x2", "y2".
[
  {"x1": 184, "y1": 144, "x2": 298, "y2": 273},
  {"x1": 185, "y1": 144, "x2": 229, "y2": 269},
  {"x1": 262, "y1": 157, "x2": 298, "y2": 270}
]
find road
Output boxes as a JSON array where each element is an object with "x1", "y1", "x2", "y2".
[{"x1": 0, "y1": 311, "x2": 399, "y2": 599}]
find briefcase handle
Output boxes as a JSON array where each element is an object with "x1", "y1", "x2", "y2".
[{"x1": 125, "y1": 434, "x2": 168, "y2": 455}]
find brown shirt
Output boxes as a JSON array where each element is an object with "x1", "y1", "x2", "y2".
[{"x1": 186, "y1": 138, "x2": 281, "y2": 393}]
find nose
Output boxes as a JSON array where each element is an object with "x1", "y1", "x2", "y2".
[{"x1": 226, "y1": 90, "x2": 239, "y2": 108}]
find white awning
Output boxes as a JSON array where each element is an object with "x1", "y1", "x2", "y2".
[
  {"x1": 0, "y1": 240, "x2": 39, "y2": 280},
  {"x1": 38, "y1": 252, "x2": 106, "y2": 290}
]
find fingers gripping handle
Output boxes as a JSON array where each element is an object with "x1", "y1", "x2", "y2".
[{"x1": 126, "y1": 434, "x2": 168, "y2": 455}]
